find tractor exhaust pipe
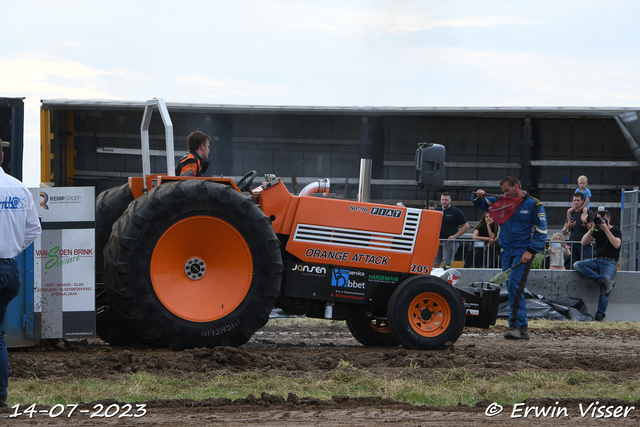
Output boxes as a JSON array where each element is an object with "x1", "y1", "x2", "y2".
[
  {"x1": 299, "y1": 179, "x2": 330, "y2": 197},
  {"x1": 358, "y1": 158, "x2": 372, "y2": 202}
]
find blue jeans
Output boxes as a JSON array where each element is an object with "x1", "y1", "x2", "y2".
[
  {"x1": 0, "y1": 258, "x2": 21, "y2": 400},
  {"x1": 500, "y1": 251, "x2": 532, "y2": 329},
  {"x1": 434, "y1": 240, "x2": 459, "y2": 268},
  {"x1": 570, "y1": 243, "x2": 592, "y2": 267},
  {"x1": 573, "y1": 258, "x2": 617, "y2": 317}
]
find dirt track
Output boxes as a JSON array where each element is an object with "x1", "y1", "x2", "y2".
[{"x1": 3, "y1": 321, "x2": 640, "y2": 426}]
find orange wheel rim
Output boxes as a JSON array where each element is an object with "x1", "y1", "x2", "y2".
[
  {"x1": 407, "y1": 292, "x2": 451, "y2": 337},
  {"x1": 366, "y1": 308, "x2": 391, "y2": 334},
  {"x1": 150, "y1": 216, "x2": 253, "y2": 322}
]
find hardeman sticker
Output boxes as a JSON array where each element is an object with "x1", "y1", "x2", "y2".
[{"x1": 367, "y1": 273, "x2": 400, "y2": 284}]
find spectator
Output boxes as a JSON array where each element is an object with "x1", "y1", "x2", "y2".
[
  {"x1": 427, "y1": 200, "x2": 436, "y2": 210},
  {"x1": 0, "y1": 148, "x2": 42, "y2": 408},
  {"x1": 472, "y1": 176, "x2": 547, "y2": 340},
  {"x1": 562, "y1": 192, "x2": 595, "y2": 267},
  {"x1": 566, "y1": 175, "x2": 591, "y2": 224},
  {"x1": 434, "y1": 192, "x2": 469, "y2": 268},
  {"x1": 464, "y1": 212, "x2": 499, "y2": 268},
  {"x1": 548, "y1": 233, "x2": 570, "y2": 270},
  {"x1": 574, "y1": 210, "x2": 620, "y2": 321}
]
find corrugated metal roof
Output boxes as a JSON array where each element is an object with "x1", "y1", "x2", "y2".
[
  {"x1": 40, "y1": 99, "x2": 640, "y2": 118},
  {"x1": 1, "y1": 97, "x2": 25, "y2": 108}
]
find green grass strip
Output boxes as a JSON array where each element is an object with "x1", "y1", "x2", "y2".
[
  {"x1": 8, "y1": 365, "x2": 640, "y2": 407},
  {"x1": 9, "y1": 319, "x2": 640, "y2": 407}
]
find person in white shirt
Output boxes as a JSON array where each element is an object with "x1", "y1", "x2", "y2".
[{"x1": 0, "y1": 148, "x2": 41, "y2": 407}]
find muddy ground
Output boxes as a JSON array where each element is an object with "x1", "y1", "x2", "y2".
[{"x1": 3, "y1": 321, "x2": 640, "y2": 426}]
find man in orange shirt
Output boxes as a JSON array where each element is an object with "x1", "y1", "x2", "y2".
[{"x1": 175, "y1": 131, "x2": 211, "y2": 177}]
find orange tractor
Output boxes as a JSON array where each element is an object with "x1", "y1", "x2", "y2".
[{"x1": 96, "y1": 99, "x2": 499, "y2": 350}]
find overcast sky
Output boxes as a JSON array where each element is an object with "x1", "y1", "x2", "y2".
[{"x1": 2, "y1": 0, "x2": 640, "y2": 186}]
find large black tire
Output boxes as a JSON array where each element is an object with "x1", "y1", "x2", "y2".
[
  {"x1": 96, "y1": 184, "x2": 135, "y2": 281},
  {"x1": 103, "y1": 180, "x2": 283, "y2": 350},
  {"x1": 387, "y1": 275, "x2": 465, "y2": 350},
  {"x1": 346, "y1": 306, "x2": 398, "y2": 347},
  {"x1": 95, "y1": 184, "x2": 137, "y2": 345}
]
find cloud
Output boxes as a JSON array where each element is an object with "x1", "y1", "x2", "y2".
[
  {"x1": 374, "y1": 14, "x2": 533, "y2": 35},
  {"x1": 418, "y1": 46, "x2": 640, "y2": 106},
  {"x1": 0, "y1": 55, "x2": 147, "y2": 187},
  {"x1": 226, "y1": 2, "x2": 534, "y2": 36},
  {"x1": 0, "y1": 55, "x2": 145, "y2": 99},
  {"x1": 175, "y1": 74, "x2": 297, "y2": 103}
]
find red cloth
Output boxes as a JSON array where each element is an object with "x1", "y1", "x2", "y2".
[{"x1": 488, "y1": 196, "x2": 524, "y2": 225}]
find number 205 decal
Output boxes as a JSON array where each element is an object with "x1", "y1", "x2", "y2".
[{"x1": 410, "y1": 264, "x2": 430, "y2": 274}]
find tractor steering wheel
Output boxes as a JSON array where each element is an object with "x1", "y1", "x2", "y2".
[{"x1": 236, "y1": 170, "x2": 258, "y2": 192}]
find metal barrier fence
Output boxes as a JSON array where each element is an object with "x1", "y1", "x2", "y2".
[
  {"x1": 437, "y1": 187, "x2": 639, "y2": 272},
  {"x1": 438, "y1": 238, "x2": 596, "y2": 270},
  {"x1": 620, "y1": 188, "x2": 639, "y2": 271}
]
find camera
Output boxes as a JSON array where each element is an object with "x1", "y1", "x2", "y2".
[{"x1": 594, "y1": 216, "x2": 607, "y2": 226}]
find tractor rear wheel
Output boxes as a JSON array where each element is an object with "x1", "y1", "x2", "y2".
[
  {"x1": 103, "y1": 179, "x2": 282, "y2": 350},
  {"x1": 95, "y1": 184, "x2": 136, "y2": 345},
  {"x1": 387, "y1": 275, "x2": 465, "y2": 350},
  {"x1": 346, "y1": 306, "x2": 398, "y2": 347}
]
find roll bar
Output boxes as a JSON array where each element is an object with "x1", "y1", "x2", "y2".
[{"x1": 140, "y1": 98, "x2": 175, "y2": 190}]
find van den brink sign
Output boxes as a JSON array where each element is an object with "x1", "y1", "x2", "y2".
[{"x1": 30, "y1": 187, "x2": 95, "y2": 339}]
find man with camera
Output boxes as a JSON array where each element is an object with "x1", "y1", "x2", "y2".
[{"x1": 573, "y1": 210, "x2": 621, "y2": 321}]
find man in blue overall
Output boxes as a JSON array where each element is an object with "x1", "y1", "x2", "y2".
[{"x1": 472, "y1": 176, "x2": 547, "y2": 340}]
